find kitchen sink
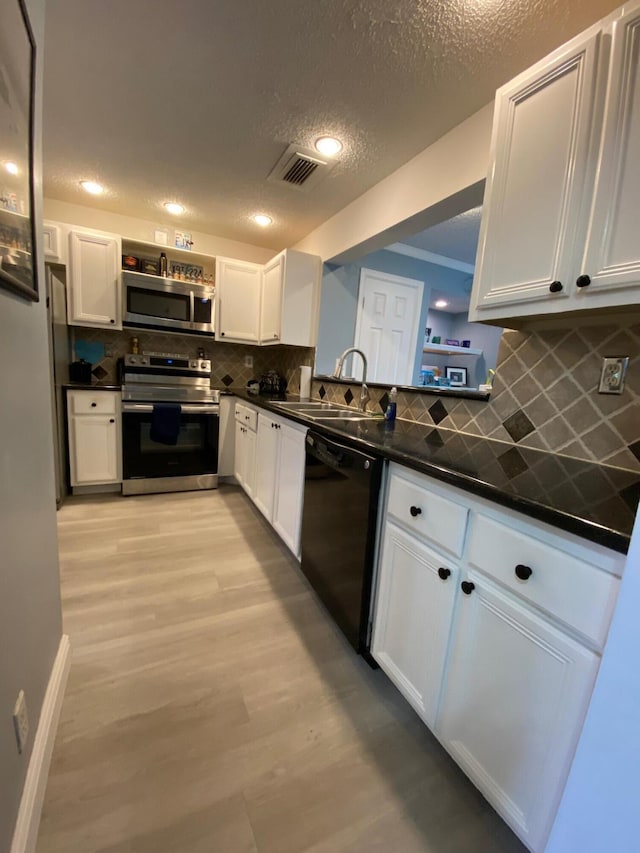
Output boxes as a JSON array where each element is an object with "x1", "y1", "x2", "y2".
[
  {"x1": 272, "y1": 401, "x2": 374, "y2": 421},
  {"x1": 271, "y1": 401, "x2": 336, "y2": 410}
]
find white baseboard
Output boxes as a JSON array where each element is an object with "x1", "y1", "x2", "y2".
[{"x1": 10, "y1": 634, "x2": 71, "y2": 853}]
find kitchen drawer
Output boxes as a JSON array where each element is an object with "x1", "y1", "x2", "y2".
[
  {"x1": 68, "y1": 390, "x2": 119, "y2": 415},
  {"x1": 467, "y1": 514, "x2": 620, "y2": 648},
  {"x1": 387, "y1": 467, "x2": 469, "y2": 557},
  {"x1": 235, "y1": 402, "x2": 257, "y2": 431}
]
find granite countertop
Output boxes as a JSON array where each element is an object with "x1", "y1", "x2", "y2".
[
  {"x1": 63, "y1": 383, "x2": 122, "y2": 392},
  {"x1": 234, "y1": 389, "x2": 640, "y2": 554}
]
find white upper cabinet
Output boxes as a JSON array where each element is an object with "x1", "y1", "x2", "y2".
[
  {"x1": 67, "y1": 228, "x2": 121, "y2": 328},
  {"x1": 471, "y1": 4, "x2": 640, "y2": 324},
  {"x1": 43, "y1": 221, "x2": 65, "y2": 264},
  {"x1": 580, "y1": 6, "x2": 640, "y2": 300},
  {"x1": 260, "y1": 249, "x2": 321, "y2": 347},
  {"x1": 216, "y1": 257, "x2": 262, "y2": 343}
]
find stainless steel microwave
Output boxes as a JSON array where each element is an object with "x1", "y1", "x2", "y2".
[{"x1": 123, "y1": 274, "x2": 215, "y2": 335}]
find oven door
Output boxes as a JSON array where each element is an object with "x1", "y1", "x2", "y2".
[{"x1": 122, "y1": 403, "x2": 219, "y2": 488}]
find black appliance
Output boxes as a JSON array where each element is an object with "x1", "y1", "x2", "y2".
[
  {"x1": 300, "y1": 431, "x2": 383, "y2": 661},
  {"x1": 121, "y1": 353, "x2": 219, "y2": 495},
  {"x1": 123, "y1": 273, "x2": 215, "y2": 336},
  {"x1": 69, "y1": 359, "x2": 92, "y2": 383},
  {"x1": 259, "y1": 370, "x2": 287, "y2": 395}
]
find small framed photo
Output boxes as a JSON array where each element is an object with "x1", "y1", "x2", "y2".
[
  {"x1": 445, "y1": 366, "x2": 468, "y2": 386},
  {"x1": 445, "y1": 339, "x2": 460, "y2": 347}
]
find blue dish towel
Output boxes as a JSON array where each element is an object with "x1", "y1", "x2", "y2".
[{"x1": 150, "y1": 404, "x2": 182, "y2": 446}]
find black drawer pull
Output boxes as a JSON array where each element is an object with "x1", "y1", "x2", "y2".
[
  {"x1": 109, "y1": 418, "x2": 115, "y2": 423},
  {"x1": 409, "y1": 505, "x2": 422, "y2": 517},
  {"x1": 515, "y1": 564, "x2": 533, "y2": 581},
  {"x1": 576, "y1": 274, "x2": 591, "y2": 288},
  {"x1": 91, "y1": 402, "x2": 97, "y2": 407},
  {"x1": 461, "y1": 581, "x2": 475, "y2": 595},
  {"x1": 549, "y1": 280, "x2": 563, "y2": 293},
  {"x1": 438, "y1": 567, "x2": 451, "y2": 581}
]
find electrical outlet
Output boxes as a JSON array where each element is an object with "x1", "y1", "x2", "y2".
[
  {"x1": 244, "y1": 355, "x2": 253, "y2": 368},
  {"x1": 13, "y1": 690, "x2": 28, "y2": 754},
  {"x1": 598, "y1": 357, "x2": 629, "y2": 395}
]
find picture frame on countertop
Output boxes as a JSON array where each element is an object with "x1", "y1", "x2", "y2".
[
  {"x1": 445, "y1": 366, "x2": 468, "y2": 387},
  {"x1": 0, "y1": 0, "x2": 38, "y2": 302}
]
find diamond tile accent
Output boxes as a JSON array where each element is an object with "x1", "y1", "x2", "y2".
[
  {"x1": 344, "y1": 388, "x2": 354, "y2": 406},
  {"x1": 503, "y1": 409, "x2": 535, "y2": 443},
  {"x1": 425, "y1": 429, "x2": 445, "y2": 447},
  {"x1": 629, "y1": 440, "x2": 640, "y2": 462},
  {"x1": 379, "y1": 392, "x2": 389, "y2": 413},
  {"x1": 221, "y1": 374, "x2": 234, "y2": 387},
  {"x1": 91, "y1": 364, "x2": 108, "y2": 380},
  {"x1": 318, "y1": 385, "x2": 326, "y2": 400},
  {"x1": 428, "y1": 399, "x2": 448, "y2": 425}
]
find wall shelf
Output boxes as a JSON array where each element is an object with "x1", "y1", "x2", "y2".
[{"x1": 423, "y1": 343, "x2": 483, "y2": 357}]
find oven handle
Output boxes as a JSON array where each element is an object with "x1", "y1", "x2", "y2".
[{"x1": 122, "y1": 403, "x2": 220, "y2": 415}]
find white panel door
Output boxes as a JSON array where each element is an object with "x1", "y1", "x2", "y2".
[
  {"x1": 69, "y1": 415, "x2": 120, "y2": 485},
  {"x1": 272, "y1": 423, "x2": 306, "y2": 558},
  {"x1": 581, "y1": 8, "x2": 640, "y2": 301},
  {"x1": 372, "y1": 522, "x2": 459, "y2": 728},
  {"x1": 216, "y1": 258, "x2": 262, "y2": 343},
  {"x1": 254, "y1": 414, "x2": 279, "y2": 520},
  {"x1": 437, "y1": 572, "x2": 599, "y2": 852},
  {"x1": 260, "y1": 254, "x2": 283, "y2": 344},
  {"x1": 354, "y1": 268, "x2": 423, "y2": 385},
  {"x1": 68, "y1": 229, "x2": 121, "y2": 328},
  {"x1": 470, "y1": 29, "x2": 604, "y2": 317}
]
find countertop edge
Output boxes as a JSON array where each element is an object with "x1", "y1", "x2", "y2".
[
  {"x1": 232, "y1": 389, "x2": 631, "y2": 555},
  {"x1": 63, "y1": 383, "x2": 122, "y2": 392}
]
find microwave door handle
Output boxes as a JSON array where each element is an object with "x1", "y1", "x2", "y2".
[{"x1": 189, "y1": 290, "x2": 195, "y2": 324}]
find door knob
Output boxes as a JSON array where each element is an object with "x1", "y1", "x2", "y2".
[
  {"x1": 409, "y1": 505, "x2": 422, "y2": 517},
  {"x1": 515, "y1": 564, "x2": 533, "y2": 581},
  {"x1": 576, "y1": 274, "x2": 591, "y2": 288},
  {"x1": 549, "y1": 281, "x2": 563, "y2": 293},
  {"x1": 461, "y1": 581, "x2": 475, "y2": 595},
  {"x1": 438, "y1": 567, "x2": 451, "y2": 580}
]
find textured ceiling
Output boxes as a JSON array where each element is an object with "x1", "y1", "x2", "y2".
[
  {"x1": 42, "y1": 0, "x2": 622, "y2": 250},
  {"x1": 402, "y1": 206, "x2": 483, "y2": 266}
]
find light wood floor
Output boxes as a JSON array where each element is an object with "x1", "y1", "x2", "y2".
[{"x1": 37, "y1": 487, "x2": 525, "y2": 853}]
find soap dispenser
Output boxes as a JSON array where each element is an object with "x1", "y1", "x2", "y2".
[{"x1": 384, "y1": 386, "x2": 397, "y2": 424}]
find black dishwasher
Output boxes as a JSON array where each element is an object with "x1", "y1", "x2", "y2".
[{"x1": 300, "y1": 431, "x2": 383, "y2": 660}]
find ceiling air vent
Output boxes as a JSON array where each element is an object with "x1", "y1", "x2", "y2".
[{"x1": 268, "y1": 144, "x2": 336, "y2": 192}]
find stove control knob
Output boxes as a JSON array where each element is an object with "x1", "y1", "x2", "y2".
[
  {"x1": 200, "y1": 362, "x2": 207, "y2": 370},
  {"x1": 129, "y1": 357, "x2": 137, "y2": 364},
  {"x1": 140, "y1": 357, "x2": 148, "y2": 365},
  {"x1": 190, "y1": 361, "x2": 197, "y2": 368}
]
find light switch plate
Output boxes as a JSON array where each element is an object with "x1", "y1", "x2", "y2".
[{"x1": 598, "y1": 357, "x2": 629, "y2": 394}]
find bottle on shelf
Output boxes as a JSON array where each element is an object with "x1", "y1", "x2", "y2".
[{"x1": 159, "y1": 252, "x2": 168, "y2": 277}]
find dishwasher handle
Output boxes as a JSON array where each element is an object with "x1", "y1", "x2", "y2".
[{"x1": 307, "y1": 431, "x2": 377, "y2": 474}]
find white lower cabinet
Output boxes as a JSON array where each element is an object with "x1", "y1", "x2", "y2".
[
  {"x1": 254, "y1": 411, "x2": 306, "y2": 557},
  {"x1": 67, "y1": 391, "x2": 121, "y2": 486},
  {"x1": 372, "y1": 522, "x2": 458, "y2": 728},
  {"x1": 437, "y1": 571, "x2": 599, "y2": 852},
  {"x1": 234, "y1": 403, "x2": 257, "y2": 496},
  {"x1": 372, "y1": 463, "x2": 624, "y2": 853}
]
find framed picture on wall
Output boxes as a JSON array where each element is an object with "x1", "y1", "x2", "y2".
[
  {"x1": 0, "y1": 0, "x2": 38, "y2": 301},
  {"x1": 445, "y1": 366, "x2": 468, "y2": 387}
]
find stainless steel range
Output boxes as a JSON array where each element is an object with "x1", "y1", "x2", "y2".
[{"x1": 121, "y1": 352, "x2": 220, "y2": 495}]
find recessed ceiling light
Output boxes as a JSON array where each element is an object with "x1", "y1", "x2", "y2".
[
  {"x1": 253, "y1": 214, "x2": 272, "y2": 227},
  {"x1": 435, "y1": 299, "x2": 448, "y2": 308},
  {"x1": 80, "y1": 180, "x2": 104, "y2": 195},
  {"x1": 4, "y1": 162, "x2": 18, "y2": 175},
  {"x1": 315, "y1": 136, "x2": 343, "y2": 157},
  {"x1": 164, "y1": 201, "x2": 185, "y2": 215}
]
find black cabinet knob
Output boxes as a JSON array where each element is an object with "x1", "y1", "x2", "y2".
[
  {"x1": 109, "y1": 418, "x2": 115, "y2": 423},
  {"x1": 409, "y1": 505, "x2": 422, "y2": 517},
  {"x1": 110, "y1": 319, "x2": 115, "y2": 324},
  {"x1": 515, "y1": 564, "x2": 533, "y2": 581},
  {"x1": 461, "y1": 581, "x2": 475, "y2": 595},
  {"x1": 91, "y1": 402, "x2": 97, "y2": 407},
  {"x1": 438, "y1": 567, "x2": 451, "y2": 581},
  {"x1": 576, "y1": 274, "x2": 591, "y2": 288},
  {"x1": 221, "y1": 332, "x2": 225, "y2": 336},
  {"x1": 549, "y1": 281, "x2": 563, "y2": 293}
]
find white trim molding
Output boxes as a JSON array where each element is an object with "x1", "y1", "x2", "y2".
[
  {"x1": 386, "y1": 242, "x2": 476, "y2": 275},
  {"x1": 10, "y1": 634, "x2": 70, "y2": 853}
]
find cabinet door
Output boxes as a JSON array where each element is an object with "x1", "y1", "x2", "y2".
[
  {"x1": 216, "y1": 258, "x2": 262, "y2": 343},
  {"x1": 372, "y1": 523, "x2": 459, "y2": 728},
  {"x1": 279, "y1": 249, "x2": 321, "y2": 347},
  {"x1": 437, "y1": 572, "x2": 599, "y2": 852},
  {"x1": 243, "y1": 426, "x2": 257, "y2": 499},
  {"x1": 234, "y1": 421, "x2": 246, "y2": 488},
  {"x1": 580, "y1": 8, "x2": 640, "y2": 303},
  {"x1": 69, "y1": 415, "x2": 120, "y2": 485},
  {"x1": 43, "y1": 221, "x2": 63, "y2": 263},
  {"x1": 272, "y1": 422, "x2": 306, "y2": 557},
  {"x1": 260, "y1": 254, "x2": 283, "y2": 345},
  {"x1": 470, "y1": 30, "x2": 604, "y2": 321},
  {"x1": 254, "y1": 414, "x2": 279, "y2": 520},
  {"x1": 68, "y1": 229, "x2": 121, "y2": 328}
]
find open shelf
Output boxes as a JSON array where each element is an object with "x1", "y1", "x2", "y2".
[
  {"x1": 121, "y1": 237, "x2": 215, "y2": 268},
  {"x1": 423, "y1": 343, "x2": 482, "y2": 357},
  {"x1": 122, "y1": 269, "x2": 214, "y2": 288}
]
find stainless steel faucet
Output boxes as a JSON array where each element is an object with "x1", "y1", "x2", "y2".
[{"x1": 333, "y1": 347, "x2": 371, "y2": 412}]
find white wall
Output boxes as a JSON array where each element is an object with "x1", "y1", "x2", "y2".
[
  {"x1": 1, "y1": 0, "x2": 64, "y2": 850},
  {"x1": 293, "y1": 104, "x2": 493, "y2": 264},
  {"x1": 43, "y1": 198, "x2": 274, "y2": 264}
]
